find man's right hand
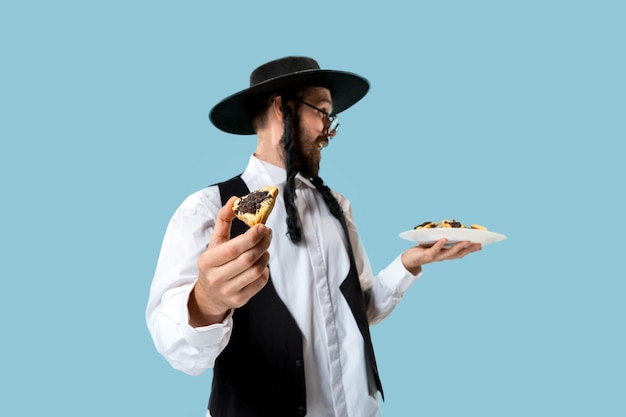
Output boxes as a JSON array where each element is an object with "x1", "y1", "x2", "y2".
[{"x1": 188, "y1": 196, "x2": 272, "y2": 327}]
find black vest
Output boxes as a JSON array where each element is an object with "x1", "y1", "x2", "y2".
[{"x1": 208, "y1": 175, "x2": 383, "y2": 417}]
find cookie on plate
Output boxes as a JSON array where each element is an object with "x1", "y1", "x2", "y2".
[
  {"x1": 441, "y1": 219, "x2": 466, "y2": 228},
  {"x1": 414, "y1": 221, "x2": 439, "y2": 229}
]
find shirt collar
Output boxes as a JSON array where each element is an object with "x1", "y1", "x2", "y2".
[{"x1": 248, "y1": 155, "x2": 316, "y2": 190}]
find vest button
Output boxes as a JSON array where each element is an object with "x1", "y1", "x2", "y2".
[
  {"x1": 297, "y1": 406, "x2": 306, "y2": 415},
  {"x1": 295, "y1": 359, "x2": 303, "y2": 367}
]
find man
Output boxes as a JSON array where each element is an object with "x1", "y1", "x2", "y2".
[{"x1": 146, "y1": 56, "x2": 481, "y2": 417}]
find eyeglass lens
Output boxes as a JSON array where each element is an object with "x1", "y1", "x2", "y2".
[{"x1": 295, "y1": 98, "x2": 339, "y2": 138}]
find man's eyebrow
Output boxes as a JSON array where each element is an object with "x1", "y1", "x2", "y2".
[
  {"x1": 302, "y1": 89, "x2": 334, "y2": 111},
  {"x1": 317, "y1": 97, "x2": 334, "y2": 113}
]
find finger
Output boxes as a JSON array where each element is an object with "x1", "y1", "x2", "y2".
[
  {"x1": 446, "y1": 240, "x2": 471, "y2": 253},
  {"x1": 423, "y1": 238, "x2": 449, "y2": 259},
  {"x1": 238, "y1": 269, "x2": 270, "y2": 302},
  {"x1": 209, "y1": 196, "x2": 238, "y2": 248},
  {"x1": 431, "y1": 238, "x2": 449, "y2": 250},
  {"x1": 422, "y1": 239, "x2": 465, "y2": 263},
  {"x1": 227, "y1": 271, "x2": 270, "y2": 309},
  {"x1": 201, "y1": 223, "x2": 272, "y2": 273},
  {"x1": 441, "y1": 241, "x2": 482, "y2": 260},
  {"x1": 456, "y1": 242, "x2": 482, "y2": 257},
  {"x1": 210, "y1": 229, "x2": 272, "y2": 277},
  {"x1": 219, "y1": 251, "x2": 271, "y2": 301}
]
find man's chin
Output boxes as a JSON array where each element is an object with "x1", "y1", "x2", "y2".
[{"x1": 300, "y1": 161, "x2": 320, "y2": 179}]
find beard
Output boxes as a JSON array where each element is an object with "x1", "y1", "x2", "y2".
[
  {"x1": 294, "y1": 141, "x2": 321, "y2": 178},
  {"x1": 290, "y1": 120, "x2": 323, "y2": 179},
  {"x1": 281, "y1": 102, "x2": 333, "y2": 243}
]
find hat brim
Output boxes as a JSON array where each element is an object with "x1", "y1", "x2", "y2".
[{"x1": 209, "y1": 69, "x2": 369, "y2": 135}]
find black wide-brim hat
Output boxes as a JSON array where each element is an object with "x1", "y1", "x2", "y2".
[{"x1": 209, "y1": 56, "x2": 370, "y2": 135}]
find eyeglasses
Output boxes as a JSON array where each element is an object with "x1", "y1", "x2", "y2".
[{"x1": 294, "y1": 98, "x2": 339, "y2": 139}]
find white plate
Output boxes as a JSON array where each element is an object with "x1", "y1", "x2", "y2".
[{"x1": 399, "y1": 228, "x2": 507, "y2": 247}]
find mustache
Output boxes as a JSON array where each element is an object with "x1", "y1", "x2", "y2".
[{"x1": 316, "y1": 136, "x2": 329, "y2": 149}]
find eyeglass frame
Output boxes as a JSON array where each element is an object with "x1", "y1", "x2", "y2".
[{"x1": 293, "y1": 97, "x2": 340, "y2": 139}]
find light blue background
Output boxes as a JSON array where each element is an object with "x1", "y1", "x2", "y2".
[{"x1": 2, "y1": 1, "x2": 624, "y2": 416}]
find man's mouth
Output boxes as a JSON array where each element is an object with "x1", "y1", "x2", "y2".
[{"x1": 316, "y1": 138, "x2": 329, "y2": 150}]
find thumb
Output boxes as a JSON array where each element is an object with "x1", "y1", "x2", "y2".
[{"x1": 209, "y1": 196, "x2": 237, "y2": 248}]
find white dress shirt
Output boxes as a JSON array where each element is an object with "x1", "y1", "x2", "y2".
[{"x1": 146, "y1": 155, "x2": 421, "y2": 416}]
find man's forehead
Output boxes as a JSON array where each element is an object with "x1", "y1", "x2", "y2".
[{"x1": 302, "y1": 86, "x2": 332, "y2": 101}]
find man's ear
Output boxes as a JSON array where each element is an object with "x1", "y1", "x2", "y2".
[{"x1": 271, "y1": 95, "x2": 283, "y2": 122}]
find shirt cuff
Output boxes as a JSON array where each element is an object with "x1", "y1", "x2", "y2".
[
  {"x1": 379, "y1": 255, "x2": 422, "y2": 295},
  {"x1": 180, "y1": 299, "x2": 233, "y2": 348}
]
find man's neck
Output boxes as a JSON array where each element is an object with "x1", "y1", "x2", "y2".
[{"x1": 254, "y1": 130, "x2": 285, "y2": 168}]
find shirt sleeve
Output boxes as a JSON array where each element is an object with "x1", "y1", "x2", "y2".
[
  {"x1": 339, "y1": 195, "x2": 422, "y2": 325},
  {"x1": 145, "y1": 187, "x2": 233, "y2": 376}
]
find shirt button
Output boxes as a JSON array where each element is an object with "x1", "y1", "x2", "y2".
[
  {"x1": 295, "y1": 359, "x2": 303, "y2": 367},
  {"x1": 297, "y1": 406, "x2": 306, "y2": 415}
]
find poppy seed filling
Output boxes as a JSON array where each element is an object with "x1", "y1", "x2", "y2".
[
  {"x1": 414, "y1": 221, "x2": 434, "y2": 229},
  {"x1": 236, "y1": 191, "x2": 270, "y2": 214}
]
